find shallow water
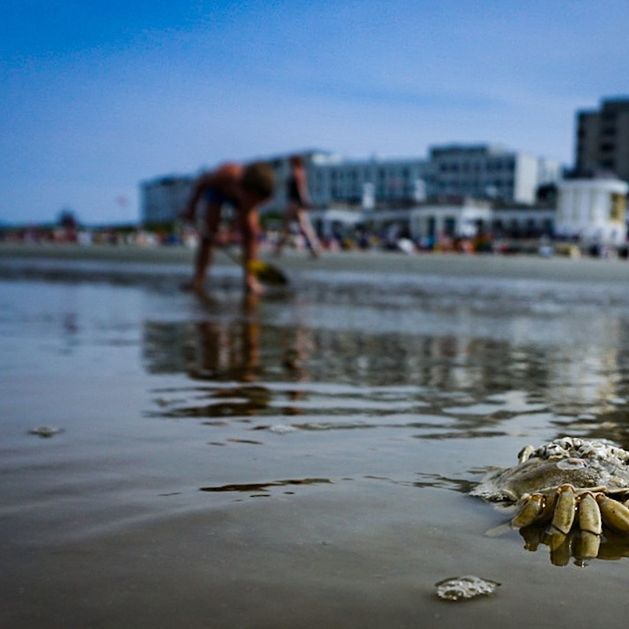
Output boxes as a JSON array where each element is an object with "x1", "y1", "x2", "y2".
[{"x1": 2, "y1": 258, "x2": 629, "y2": 627}]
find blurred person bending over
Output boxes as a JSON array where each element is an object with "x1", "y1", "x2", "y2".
[
  {"x1": 182, "y1": 162, "x2": 275, "y2": 295},
  {"x1": 275, "y1": 156, "x2": 321, "y2": 258}
]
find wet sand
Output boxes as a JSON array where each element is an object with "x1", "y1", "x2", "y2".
[
  {"x1": 4, "y1": 241, "x2": 629, "y2": 283},
  {"x1": 2, "y1": 251, "x2": 629, "y2": 627}
]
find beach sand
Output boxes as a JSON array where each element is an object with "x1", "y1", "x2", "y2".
[
  {"x1": 2, "y1": 246, "x2": 629, "y2": 627},
  {"x1": 3, "y1": 241, "x2": 629, "y2": 283}
]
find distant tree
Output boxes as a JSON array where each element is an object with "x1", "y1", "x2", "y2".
[
  {"x1": 57, "y1": 208, "x2": 79, "y2": 229},
  {"x1": 56, "y1": 208, "x2": 79, "y2": 242}
]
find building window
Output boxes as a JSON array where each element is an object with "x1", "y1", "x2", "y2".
[{"x1": 444, "y1": 217, "x2": 456, "y2": 236}]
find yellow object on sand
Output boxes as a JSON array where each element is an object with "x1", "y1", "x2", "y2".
[
  {"x1": 247, "y1": 259, "x2": 289, "y2": 285},
  {"x1": 221, "y1": 247, "x2": 288, "y2": 285}
]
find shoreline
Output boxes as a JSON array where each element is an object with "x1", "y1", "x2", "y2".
[{"x1": 2, "y1": 241, "x2": 629, "y2": 283}]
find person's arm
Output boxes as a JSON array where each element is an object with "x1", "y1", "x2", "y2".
[
  {"x1": 239, "y1": 200, "x2": 263, "y2": 293},
  {"x1": 295, "y1": 168, "x2": 312, "y2": 207},
  {"x1": 240, "y1": 203, "x2": 259, "y2": 261}
]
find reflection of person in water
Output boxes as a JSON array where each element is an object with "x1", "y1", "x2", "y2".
[
  {"x1": 198, "y1": 295, "x2": 262, "y2": 383},
  {"x1": 145, "y1": 296, "x2": 315, "y2": 417},
  {"x1": 275, "y1": 156, "x2": 321, "y2": 258},
  {"x1": 280, "y1": 320, "x2": 315, "y2": 412},
  {"x1": 282, "y1": 325, "x2": 313, "y2": 383},
  {"x1": 181, "y1": 162, "x2": 275, "y2": 295},
  {"x1": 188, "y1": 295, "x2": 270, "y2": 416},
  {"x1": 238, "y1": 294, "x2": 261, "y2": 383}
]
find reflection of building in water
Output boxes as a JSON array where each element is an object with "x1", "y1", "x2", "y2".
[
  {"x1": 142, "y1": 313, "x2": 629, "y2": 424},
  {"x1": 539, "y1": 317, "x2": 624, "y2": 422},
  {"x1": 140, "y1": 321, "x2": 550, "y2": 392}
]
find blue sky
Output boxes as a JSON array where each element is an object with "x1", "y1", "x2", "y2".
[{"x1": 2, "y1": 0, "x2": 629, "y2": 224}]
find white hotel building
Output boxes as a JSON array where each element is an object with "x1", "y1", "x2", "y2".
[
  {"x1": 140, "y1": 144, "x2": 561, "y2": 225},
  {"x1": 308, "y1": 155, "x2": 428, "y2": 208},
  {"x1": 425, "y1": 144, "x2": 561, "y2": 205},
  {"x1": 307, "y1": 144, "x2": 560, "y2": 209}
]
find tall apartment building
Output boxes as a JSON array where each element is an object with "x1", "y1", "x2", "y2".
[
  {"x1": 425, "y1": 144, "x2": 561, "y2": 205},
  {"x1": 575, "y1": 97, "x2": 629, "y2": 181}
]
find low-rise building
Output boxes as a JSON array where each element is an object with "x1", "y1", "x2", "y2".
[
  {"x1": 491, "y1": 206, "x2": 555, "y2": 238},
  {"x1": 141, "y1": 143, "x2": 562, "y2": 224},
  {"x1": 140, "y1": 175, "x2": 194, "y2": 225},
  {"x1": 309, "y1": 207, "x2": 364, "y2": 240},
  {"x1": 425, "y1": 144, "x2": 561, "y2": 205},
  {"x1": 306, "y1": 144, "x2": 560, "y2": 209},
  {"x1": 309, "y1": 156, "x2": 428, "y2": 208},
  {"x1": 556, "y1": 177, "x2": 628, "y2": 245},
  {"x1": 409, "y1": 201, "x2": 492, "y2": 240}
]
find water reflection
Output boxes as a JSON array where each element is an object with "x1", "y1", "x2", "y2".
[
  {"x1": 144, "y1": 294, "x2": 263, "y2": 382},
  {"x1": 139, "y1": 289, "x2": 629, "y2": 567},
  {"x1": 143, "y1": 302, "x2": 629, "y2": 447},
  {"x1": 145, "y1": 295, "x2": 317, "y2": 418},
  {"x1": 519, "y1": 524, "x2": 629, "y2": 567}
]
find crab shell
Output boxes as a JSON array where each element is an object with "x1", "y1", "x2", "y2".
[{"x1": 472, "y1": 438, "x2": 629, "y2": 555}]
